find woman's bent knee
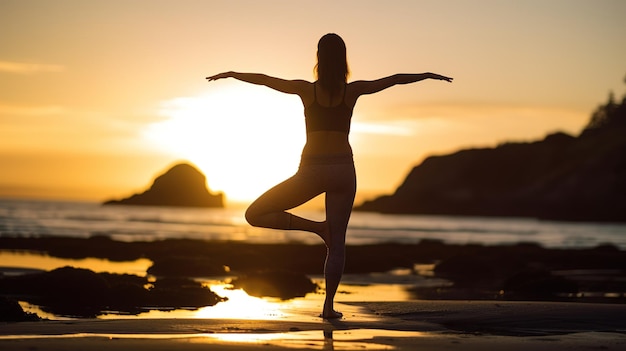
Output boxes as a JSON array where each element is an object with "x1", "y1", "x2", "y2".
[{"x1": 245, "y1": 206, "x2": 261, "y2": 227}]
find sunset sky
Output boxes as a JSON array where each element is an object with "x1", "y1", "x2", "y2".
[{"x1": 1, "y1": 0, "x2": 625, "y2": 205}]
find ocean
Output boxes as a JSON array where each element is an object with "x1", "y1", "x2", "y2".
[{"x1": 1, "y1": 198, "x2": 624, "y2": 249}]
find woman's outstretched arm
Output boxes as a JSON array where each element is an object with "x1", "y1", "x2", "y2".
[
  {"x1": 351, "y1": 73, "x2": 452, "y2": 97},
  {"x1": 206, "y1": 71, "x2": 308, "y2": 95}
]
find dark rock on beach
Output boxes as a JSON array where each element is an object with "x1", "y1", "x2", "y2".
[
  {"x1": 502, "y1": 268, "x2": 579, "y2": 299},
  {"x1": 1, "y1": 236, "x2": 625, "y2": 315},
  {"x1": 231, "y1": 270, "x2": 318, "y2": 300},
  {"x1": 103, "y1": 163, "x2": 224, "y2": 208},
  {"x1": 148, "y1": 277, "x2": 226, "y2": 309},
  {"x1": 413, "y1": 242, "x2": 626, "y2": 302},
  {"x1": 147, "y1": 256, "x2": 228, "y2": 278},
  {"x1": 0, "y1": 296, "x2": 40, "y2": 322},
  {"x1": 356, "y1": 85, "x2": 626, "y2": 222},
  {"x1": 0, "y1": 266, "x2": 225, "y2": 318}
]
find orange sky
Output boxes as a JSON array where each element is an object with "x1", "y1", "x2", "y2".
[{"x1": 1, "y1": 0, "x2": 625, "y2": 205}]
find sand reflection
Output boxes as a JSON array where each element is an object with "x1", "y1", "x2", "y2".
[
  {"x1": 187, "y1": 329, "x2": 424, "y2": 350},
  {"x1": 0, "y1": 329, "x2": 424, "y2": 350},
  {"x1": 0, "y1": 251, "x2": 152, "y2": 276}
]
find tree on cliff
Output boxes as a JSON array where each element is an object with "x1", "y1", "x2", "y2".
[{"x1": 584, "y1": 74, "x2": 626, "y2": 133}]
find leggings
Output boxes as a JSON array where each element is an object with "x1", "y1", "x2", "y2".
[{"x1": 245, "y1": 154, "x2": 356, "y2": 307}]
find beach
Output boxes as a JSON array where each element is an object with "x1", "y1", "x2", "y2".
[
  {"x1": 1, "y1": 300, "x2": 625, "y2": 350},
  {"x1": 1, "y1": 234, "x2": 626, "y2": 350},
  {"x1": 2, "y1": 201, "x2": 625, "y2": 350}
]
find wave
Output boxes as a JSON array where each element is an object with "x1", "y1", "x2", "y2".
[
  {"x1": 124, "y1": 216, "x2": 236, "y2": 228},
  {"x1": 348, "y1": 224, "x2": 539, "y2": 236},
  {"x1": 1, "y1": 199, "x2": 625, "y2": 249}
]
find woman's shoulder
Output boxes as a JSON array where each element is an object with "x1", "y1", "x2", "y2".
[
  {"x1": 292, "y1": 79, "x2": 314, "y2": 92},
  {"x1": 298, "y1": 80, "x2": 316, "y2": 106},
  {"x1": 345, "y1": 81, "x2": 363, "y2": 106}
]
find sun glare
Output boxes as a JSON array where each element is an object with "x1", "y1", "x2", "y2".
[
  {"x1": 143, "y1": 85, "x2": 306, "y2": 203},
  {"x1": 195, "y1": 283, "x2": 286, "y2": 320}
]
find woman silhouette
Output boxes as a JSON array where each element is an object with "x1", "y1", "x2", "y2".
[{"x1": 207, "y1": 33, "x2": 452, "y2": 319}]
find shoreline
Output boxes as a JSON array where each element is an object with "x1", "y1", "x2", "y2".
[
  {"x1": 1, "y1": 236, "x2": 625, "y2": 349},
  {"x1": 1, "y1": 301, "x2": 625, "y2": 350},
  {"x1": 1, "y1": 236, "x2": 624, "y2": 314}
]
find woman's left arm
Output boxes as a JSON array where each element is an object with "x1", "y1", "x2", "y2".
[
  {"x1": 350, "y1": 73, "x2": 453, "y2": 97},
  {"x1": 207, "y1": 71, "x2": 308, "y2": 95}
]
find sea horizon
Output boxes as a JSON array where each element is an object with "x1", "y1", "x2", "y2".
[{"x1": 2, "y1": 197, "x2": 624, "y2": 250}]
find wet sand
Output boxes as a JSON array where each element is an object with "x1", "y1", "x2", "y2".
[
  {"x1": 1, "y1": 237, "x2": 625, "y2": 349},
  {"x1": 1, "y1": 300, "x2": 625, "y2": 350}
]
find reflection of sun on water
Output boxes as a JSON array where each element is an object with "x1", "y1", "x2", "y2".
[
  {"x1": 143, "y1": 85, "x2": 306, "y2": 203},
  {"x1": 0, "y1": 251, "x2": 152, "y2": 277},
  {"x1": 187, "y1": 329, "x2": 423, "y2": 349},
  {"x1": 195, "y1": 283, "x2": 286, "y2": 320}
]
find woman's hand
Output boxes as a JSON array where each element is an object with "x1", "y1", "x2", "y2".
[
  {"x1": 206, "y1": 72, "x2": 233, "y2": 81},
  {"x1": 429, "y1": 73, "x2": 453, "y2": 82}
]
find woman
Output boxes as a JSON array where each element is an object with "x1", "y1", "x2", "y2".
[{"x1": 207, "y1": 33, "x2": 452, "y2": 319}]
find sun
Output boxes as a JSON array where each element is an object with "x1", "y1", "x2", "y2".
[{"x1": 143, "y1": 84, "x2": 306, "y2": 204}]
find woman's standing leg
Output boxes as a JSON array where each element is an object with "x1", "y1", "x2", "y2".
[{"x1": 321, "y1": 163, "x2": 356, "y2": 318}]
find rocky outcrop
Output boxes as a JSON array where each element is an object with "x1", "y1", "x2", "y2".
[
  {"x1": 0, "y1": 297, "x2": 40, "y2": 322},
  {"x1": 0, "y1": 266, "x2": 225, "y2": 318},
  {"x1": 104, "y1": 162, "x2": 224, "y2": 208},
  {"x1": 231, "y1": 270, "x2": 318, "y2": 300},
  {"x1": 3, "y1": 236, "x2": 625, "y2": 305},
  {"x1": 356, "y1": 87, "x2": 626, "y2": 222}
]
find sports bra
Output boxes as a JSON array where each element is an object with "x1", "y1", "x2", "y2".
[{"x1": 304, "y1": 83, "x2": 353, "y2": 133}]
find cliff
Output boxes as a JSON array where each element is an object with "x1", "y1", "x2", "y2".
[
  {"x1": 103, "y1": 163, "x2": 224, "y2": 208},
  {"x1": 356, "y1": 87, "x2": 626, "y2": 222}
]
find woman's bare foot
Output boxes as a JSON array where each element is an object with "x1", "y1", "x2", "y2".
[{"x1": 321, "y1": 310, "x2": 343, "y2": 319}]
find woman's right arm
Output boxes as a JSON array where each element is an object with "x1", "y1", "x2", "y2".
[
  {"x1": 351, "y1": 73, "x2": 453, "y2": 97},
  {"x1": 206, "y1": 71, "x2": 308, "y2": 95}
]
